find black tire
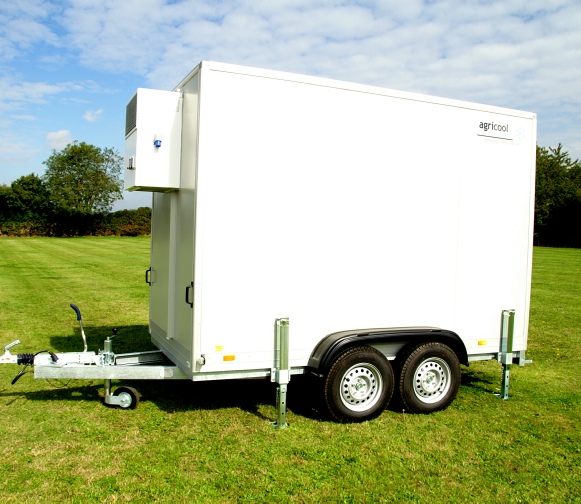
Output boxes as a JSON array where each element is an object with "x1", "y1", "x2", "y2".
[
  {"x1": 398, "y1": 342, "x2": 460, "y2": 414},
  {"x1": 324, "y1": 346, "x2": 394, "y2": 423},
  {"x1": 113, "y1": 386, "x2": 140, "y2": 409}
]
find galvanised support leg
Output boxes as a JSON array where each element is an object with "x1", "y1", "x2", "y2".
[
  {"x1": 103, "y1": 378, "x2": 124, "y2": 406},
  {"x1": 275, "y1": 384, "x2": 288, "y2": 428},
  {"x1": 102, "y1": 334, "x2": 120, "y2": 406},
  {"x1": 500, "y1": 363, "x2": 511, "y2": 399},
  {"x1": 272, "y1": 318, "x2": 289, "y2": 429},
  {"x1": 104, "y1": 378, "x2": 113, "y2": 403},
  {"x1": 497, "y1": 309, "x2": 515, "y2": 400}
]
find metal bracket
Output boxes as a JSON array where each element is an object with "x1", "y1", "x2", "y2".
[
  {"x1": 0, "y1": 340, "x2": 20, "y2": 364},
  {"x1": 103, "y1": 379, "x2": 122, "y2": 406}
]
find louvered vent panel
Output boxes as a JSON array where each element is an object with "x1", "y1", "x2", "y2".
[{"x1": 125, "y1": 94, "x2": 137, "y2": 136}]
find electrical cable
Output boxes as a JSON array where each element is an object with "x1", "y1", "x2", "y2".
[
  {"x1": 11, "y1": 350, "x2": 59, "y2": 385},
  {"x1": 11, "y1": 364, "x2": 31, "y2": 385},
  {"x1": 45, "y1": 378, "x2": 72, "y2": 388}
]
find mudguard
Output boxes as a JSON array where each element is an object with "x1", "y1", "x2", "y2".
[{"x1": 308, "y1": 327, "x2": 468, "y2": 376}]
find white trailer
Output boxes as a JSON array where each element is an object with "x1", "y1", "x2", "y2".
[{"x1": 2, "y1": 62, "x2": 536, "y2": 423}]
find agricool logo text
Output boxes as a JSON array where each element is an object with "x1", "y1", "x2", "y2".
[{"x1": 479, "y1": 122, "x2": 509, "y2": 133}]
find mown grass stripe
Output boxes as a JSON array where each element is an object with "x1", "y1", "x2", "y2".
[{"x1": 0, "y1": 239, "x2": 579, "y2": 502}]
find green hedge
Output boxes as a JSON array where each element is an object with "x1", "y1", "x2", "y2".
[{"x1": 0, "y1": 207, "x2": 151, "y2": 237}]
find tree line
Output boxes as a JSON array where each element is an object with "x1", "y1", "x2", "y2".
[
  {"x1": 535, "y1": 144, "x2": 581, "y2": 247},
  {"x1": 0, "y1": 142, "x2": 151, "y2": 237},
  {"x1": 1, "y1": 141, "x2": 580, "y2": 246}
]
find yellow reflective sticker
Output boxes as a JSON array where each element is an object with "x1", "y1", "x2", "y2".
[
  {"x1": 478, "y1": 340, "x2": 487, "y2": 346},
  {"x1": 223, "y1": 355, "x2": 235, "y2": 361}
]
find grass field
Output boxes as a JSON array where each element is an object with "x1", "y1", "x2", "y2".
[{"x1": 0, "y1": 237, "x2": 579, "y2": 503}]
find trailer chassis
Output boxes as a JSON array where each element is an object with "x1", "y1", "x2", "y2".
[
  {"x1": 1, "y1": 306, "x2": 293, "y2": 425},
  {"x1": 1, "y1": 304, "x2": 527, "y2": 422}
]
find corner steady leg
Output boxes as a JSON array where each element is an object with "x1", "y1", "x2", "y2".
[{"x1": 272, "y1": 318, "x2": 289, "y2": 429}]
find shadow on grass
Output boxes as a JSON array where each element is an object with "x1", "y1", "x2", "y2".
[
  {"x1": 2, "y1": 383, "x2": 103, "y2": 406},
  {"x1": 6, "y1": 366, "x2": 500, "y2": 421},
  {"x1": 131, "y1": 373, "x2": 323, "y2": 420},
  {"x1": 50, "y1": 324, "x2": 157, "y2": 354},
  {"x1": 459, "y1": 363, "x2": 502, "y2": 396},
  {"x1": 4, "y1": 325, "x2": 324, "y2": 421},
  {"x1": 2, "y1": 375, "x2": 323, "y2": 421}
]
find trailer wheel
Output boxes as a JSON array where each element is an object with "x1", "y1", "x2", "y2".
[
  {"x1": 324, "y1": 346, "x2": 394, "y2": 423},
  {"x1": 398, "y1": 342, "x2": 460, "y2": 414},
  {"x1": 113, "y1": 386, "x2": 140, "y2": 409}
]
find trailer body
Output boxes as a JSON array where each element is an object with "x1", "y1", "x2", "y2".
[
  {"x1": 107, "y1": 61, "x2": 539, "y2": 419},
  {"x1": 125, "y1": 60, "x2": 535, "y2": 371}
]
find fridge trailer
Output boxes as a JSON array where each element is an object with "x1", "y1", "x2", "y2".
[{"x1": 2, "y1": 61, "x2": 536, "y2": 423}]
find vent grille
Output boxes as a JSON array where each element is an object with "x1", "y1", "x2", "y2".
[{"x1": 125, "y1": 93, "x2": 137, "y2": 136}]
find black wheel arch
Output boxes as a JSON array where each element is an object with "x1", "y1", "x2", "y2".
[{"x1": 308, "y1": 327, "x2": 468, "y2": 377}]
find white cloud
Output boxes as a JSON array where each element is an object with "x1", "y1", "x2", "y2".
[
  {"x1": 46, "y1": 130, "x2": 73, "y2": 150},
  {"x1": 61, "y1": 0, "x2": 578, "y2": 104},
  {"x1": 0, "y1": 77, "x2": 113, "y2": 116},
  {"x1": 1, "y1": 0, "x2": 581, "y2": 161},
  {"x1": 0, "y1": 137, "x2": 41, "y2": 184},
  {"x1": 61, "y1": 0, "x2": 175, "y2": 75},
  {"x1": 83, "y1": 108, "x2": 104, "y2": 122},
  {"x1": 0, "y1": 1, "x2": 60, "y2": 62},
  {"x1": 11, "y1": 114, "x2": 37, "y2": 121},
  {"x1": 0, "y1": 78, "x2": 73, "y2": 107}
]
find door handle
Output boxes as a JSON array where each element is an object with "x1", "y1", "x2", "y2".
[{"x1": 185, "y1": 282, "x2": 194, "y2": 307}]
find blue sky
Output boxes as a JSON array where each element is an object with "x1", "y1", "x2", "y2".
[{"x1": 1, "y1": 0, "x2": 580, "y2": 210}]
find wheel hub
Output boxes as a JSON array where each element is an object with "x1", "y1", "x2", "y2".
[
  {"x1": 351, "y1": 376, "x2": 369, "y2": 395},
  {"x1": 118, "y1": 392, "x2": 132, "y2": 408},
  {"x1": 422, "y1": 370, "x2": 439, "y2": 391},
  {"x1": 340, "y1": 363, "x2": 383, "y2": 411},
  {"x1": 414, "y1": 358, "x2": 451, "y2": 404}
]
